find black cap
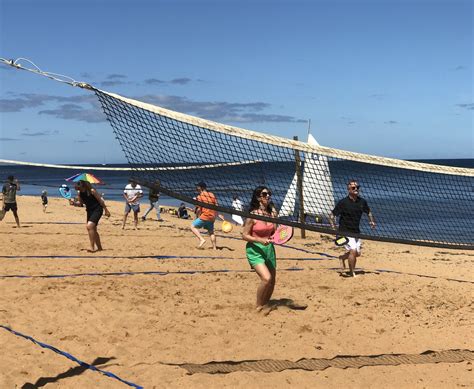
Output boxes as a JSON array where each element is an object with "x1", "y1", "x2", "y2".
[{"x1": 196, "y1": 182, "x2": 207, "y2": 189}]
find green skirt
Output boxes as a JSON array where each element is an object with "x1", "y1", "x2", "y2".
[{"x1": 246, "y1": 242, "x2": 276, "y2": 269}]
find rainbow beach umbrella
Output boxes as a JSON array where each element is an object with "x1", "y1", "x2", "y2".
[{"x1": 65, "y1": 172, "x2": 105, "y2": 185}]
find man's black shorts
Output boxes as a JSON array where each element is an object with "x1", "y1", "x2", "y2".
[{"x1": 4, "y1": 203, "x2": 18, "y2": 212}]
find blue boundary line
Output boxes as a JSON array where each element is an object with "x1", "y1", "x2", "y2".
[
  {"x1": 5, "y1": 221, "x2": 83, "y2": 225},
  {"x1": 0, "y1": 254, "x2": 334, "y2": 261},
  {"x1": 328, "y1": 267, "x2": 473, "y2": 284},
  {"x1": 374, "y1": 268, "x2": 474, "y2": 284},
  {"x1": 0, "y1": 267, "x2": 304, "y2": 280},
  {"x1": 2, "y1": 254, "x2": 470, "y2": 283},
  {"x1": 0, "y1": 325, "x2": 143, "y2": 388},
  {"x1": 217, "y1": 234, "x2": 337, "y2": 258}
]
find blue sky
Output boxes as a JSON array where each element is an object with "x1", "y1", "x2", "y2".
[{"x1": 1, "y1": 0, "x2": 472, "y2": 163}]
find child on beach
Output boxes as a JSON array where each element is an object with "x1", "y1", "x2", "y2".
[{"x1": 41, "y1": 190, "x2": 48, "y2": 212}]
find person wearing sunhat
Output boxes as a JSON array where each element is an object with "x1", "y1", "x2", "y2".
[
  {"x1": 190, "y1": 182, "x2": 223, "y2": 249},
  {"x1": 70, "y1": 180, "x2": 110, "y2": 252}
]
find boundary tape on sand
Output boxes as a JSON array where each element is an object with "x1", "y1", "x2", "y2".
[
  {"x1": 374, "y1": 268, "x2": 474, "y2": 284},
  {"x1": 0, "y1": 325, "x2": 142, "y2": 388},
  {"x1": 328, "y1": 267, "x2": 474, "y2": 284},
  {"x1": 0, "y1": 267, "x2": 304, "y2": 280},
  {"x1": 1, "y1": 256, "x2": 472, "y2": 284},
  {"x1": 0, "y1": 254, "x2": 333, "y2": 261},
  {"x1": 216, "y1": 234, "x2": 337, "y2": 258},
  {"x1": 1, "y1": 221, "x2": 83, "y2": 225}
]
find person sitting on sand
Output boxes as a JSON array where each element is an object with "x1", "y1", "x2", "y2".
[
  {"x1": 242, "y1": 186, "x2": 278, "y2": 314},
  {"x1": 70, "y1": 180, "x2": 110, "y2": 252},
  {"x1": 41, "y1": 190, "x2": 48, "y2": 213},
  {"x1": 122, "y1": 180, "x2": 143, "y2": 230},
  {"x1": 2, "y1": 175, "x2": 21, "y2": 227},
  {"x1": 190, "y1": 182, "x2": 223, "y2": 250},
  {"x1": 329, "y1": 180, "x2": 376, "y2": 277},
  {"x1": 177, "y1": 203, "x2": 192, "y2": 219}
]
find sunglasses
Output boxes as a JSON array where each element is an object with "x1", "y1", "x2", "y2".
[
  {"x1": 260, "y1": 191, "x2": 272, "y2": 197},
  {"x1": 349, "y1": 185, "x2": 360, "y2": 190}
]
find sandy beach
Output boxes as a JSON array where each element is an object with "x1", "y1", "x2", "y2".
[{"x1": 0, "y1": 195, "x2": 472, "y2": 388}]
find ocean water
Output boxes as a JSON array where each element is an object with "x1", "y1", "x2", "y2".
[{"x1": 1, "y1": 159, "x2": 473, "y2": 246}]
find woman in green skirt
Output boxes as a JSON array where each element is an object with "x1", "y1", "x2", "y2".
[{"x1": 242, "y1": 186, "x2": 277, "y2": 314}]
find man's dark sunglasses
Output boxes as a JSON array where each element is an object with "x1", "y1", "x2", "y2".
[{"x1": 350, "y1": 185, "x2": 360, "y2": 190}]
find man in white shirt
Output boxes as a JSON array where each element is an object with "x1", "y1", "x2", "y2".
[
  {"x1": 122, "y1": 180, "x2": 143, "y2": 230},
  {"x1": 231, "y1": 195, "x2": 244, "y2": 226}
]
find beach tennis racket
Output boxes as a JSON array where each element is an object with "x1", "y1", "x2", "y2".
[
  {"x1": 335, "y1": 235, "x2": 349, "y2": 246},
  {"x1": 221, "y1": 220, "x2": 233, "y2": 233},
  {"x1": 271, "y1": 225, "x2": 294, "y2": 245},
  {"x1": 0, "y1": 208, "x2": 5, "y2": 221},
  {"x1": 58, "y1": 185, "x2": 72, "y2": 200}
]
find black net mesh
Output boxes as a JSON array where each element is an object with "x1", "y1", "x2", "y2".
[{"x1": 95, "y1": 90, "x2": 474, "y2": 249}]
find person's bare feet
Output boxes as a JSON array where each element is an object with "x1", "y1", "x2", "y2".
[
  {"x1": 256, "y1": 305, "x2": 276, "y2": 316},
  {"x1": 197, "y1": 240, "x2": 206, "y2": 249}
]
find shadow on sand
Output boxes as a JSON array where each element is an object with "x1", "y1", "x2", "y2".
[{"x1": 21, "y1": 356, "x2": 116, "y2": 389}]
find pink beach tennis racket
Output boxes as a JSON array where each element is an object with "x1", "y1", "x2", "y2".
[{"x1": 271, "y1": 225, "x2": 294, "y2": 245}]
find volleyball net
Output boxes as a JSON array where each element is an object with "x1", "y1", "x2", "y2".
[
  {"x1": 92, "y1": 89, "x2": 473, "y2": 250},
  {"x1": 1, "y1": 57, "x2": 472, "y2": 249}
]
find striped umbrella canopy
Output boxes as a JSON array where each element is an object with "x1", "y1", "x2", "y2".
[{"x1": 65, "y1": 172, "x2": 105, "y2": 185}]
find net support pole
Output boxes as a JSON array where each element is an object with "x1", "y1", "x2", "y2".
[{"x1": 294, "y1": 136, "x2": 306, "y2": 239}]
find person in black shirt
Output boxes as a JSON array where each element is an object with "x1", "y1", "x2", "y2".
[
  {"x1": 142, "y1": 182, "x2": 163, "y2": 222},
  {"x1": 41, "y1": 190, "x2": 48, "y2": 213},
  {"x1": 330, "y1": 180, "x2": 376, "y2": 277},
  {"x1": 70, "y1": 180, "x2": 111, "y2": 252},
  {"x1": 2, "y1": 175, "x2": 21, "y2": 227}
]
